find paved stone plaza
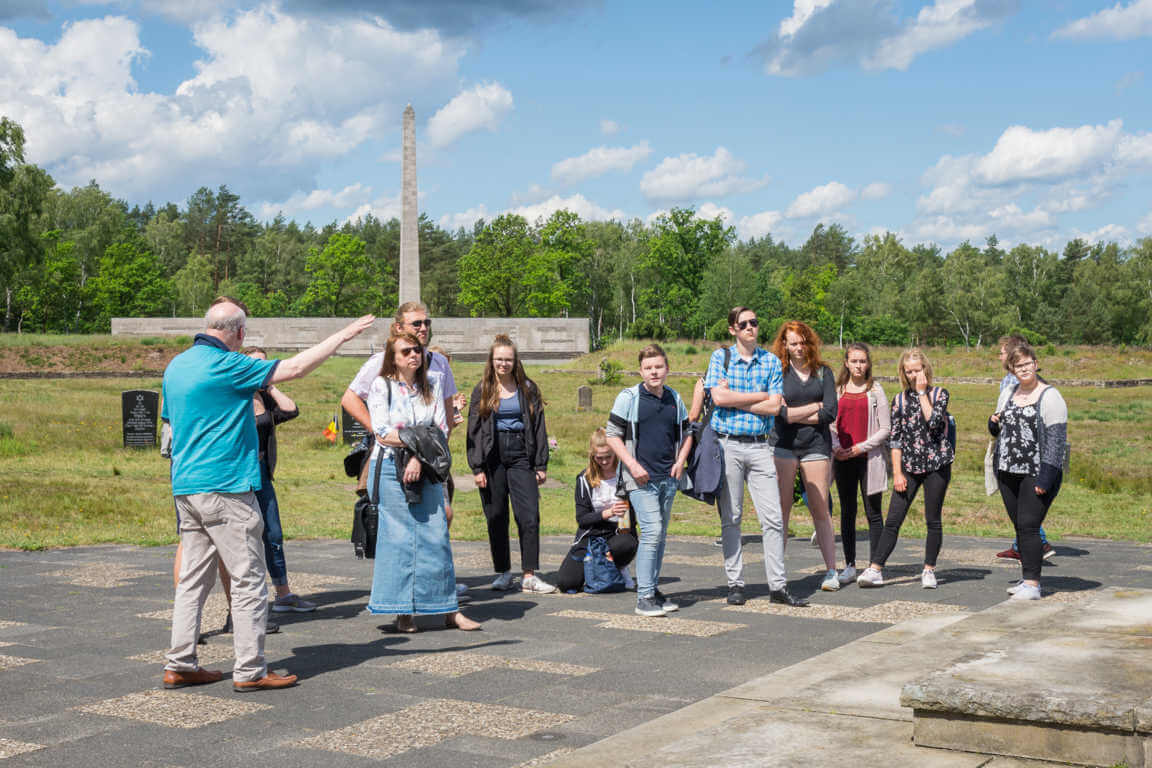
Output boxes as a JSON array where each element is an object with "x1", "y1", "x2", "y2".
[{"x1": 1, "y1": 532, "x2": 1148, "y2": 766}]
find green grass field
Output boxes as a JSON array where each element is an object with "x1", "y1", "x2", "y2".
[{"x1": 1, "y1": 339, "x2": 1149, "y2": 550}]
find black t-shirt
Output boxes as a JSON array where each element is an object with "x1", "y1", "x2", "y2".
[
  {"x1": 771, "y1": 365, "x2": 836, "y2": 454},
  {"x1": 636, "y1": 387, "x2": 678, "y2": 480}
]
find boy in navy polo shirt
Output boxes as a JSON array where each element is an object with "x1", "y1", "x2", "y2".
[{"x1": 606, "y1": 344, "x2": 694, "y2": 617}]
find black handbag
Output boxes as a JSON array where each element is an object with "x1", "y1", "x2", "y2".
[{"x1": 351, "y1": 456, "x2": 383, "y2": 559}]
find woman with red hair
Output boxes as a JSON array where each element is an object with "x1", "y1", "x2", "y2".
[{"x1": 770, "y1": 321, "x2": 842, "y2": 592}]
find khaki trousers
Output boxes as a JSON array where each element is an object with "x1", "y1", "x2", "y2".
[{"x1": 165, "y1": 491, "x2": 269, "y2": 682}]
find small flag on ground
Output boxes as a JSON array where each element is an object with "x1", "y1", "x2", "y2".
[{"x1": 322, "y1": 419, "x2": 338, "y2": 443}]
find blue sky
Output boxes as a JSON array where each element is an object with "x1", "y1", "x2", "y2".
[{"x1": 2, "y1": 0, "x2": 1150, "y2": 249}]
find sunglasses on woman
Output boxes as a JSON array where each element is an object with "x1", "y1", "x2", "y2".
[
  {"x1": 397, "y1": 346, "x2": 422, "y2": 357},
  {"x1": 407, "y1": 319, "x2": 432, "y2": 329}
]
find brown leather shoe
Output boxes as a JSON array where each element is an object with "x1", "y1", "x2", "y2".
[
  {"x1": 163, "y1": 667, "x2": 223, "y2": 689},
  {"x1": 233, "y1": 671, "x2": 298, "y2": 692}
]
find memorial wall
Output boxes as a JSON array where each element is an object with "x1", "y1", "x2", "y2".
[{"x1": 110, "y1": 317, "x2": 590, "y2": 361}]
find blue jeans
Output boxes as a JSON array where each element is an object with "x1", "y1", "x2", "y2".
[
  {"x1": 254, "y1": 462, "x2": 287, "y2": 586},
  {"x1": 629, "y1": 476, "x2": 678, "y2": 600}
]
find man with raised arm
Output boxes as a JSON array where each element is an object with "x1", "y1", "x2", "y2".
[
  {"x1": 161, "y1": 297, "x2": 374, "y2": 692},
  {"x1": 707, "y1": 307, "x2": 808, "y2": 607}
]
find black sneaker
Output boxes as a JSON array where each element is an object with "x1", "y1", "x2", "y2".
[
  {"x1": 635, "y1": 597, "x2": 667, "y2": 617},
  {"x1": 653, "y1": 589, "x2": 679, "y2": 612},
  {"x1": 727, "y1": 586, "x2": 747, "y2": 606},
  {"x1": 768, "y1": 587, "x2": 809, "y2": 607}
]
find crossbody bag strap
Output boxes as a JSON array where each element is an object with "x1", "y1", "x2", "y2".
[{"x1": 372, "y1": 445, "x2": 385, "y2": 503}]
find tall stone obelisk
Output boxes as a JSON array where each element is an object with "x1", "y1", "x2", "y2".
[{"x1": 398, "y1": 104, "x2": 420, "y2": 304}]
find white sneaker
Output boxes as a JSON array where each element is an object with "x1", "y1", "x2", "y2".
[
  {"x1": 838, "y1": 565, "x2": 857, "y2": 585},
  {"x1": 521, "y1": 575, "x2": 557, "y2": 594},
  {"x1": 491, "y1": 571, "x2": 515, "y2": 590},
  {"x1": 620, "y1": 567, "x2": 635, "y2": 590},
  {"x1": 820, "y1": 569, "x2": 840, "y2": 591},
  {"x1": 1011, "y1": 583, "x2": 1042, "y2": 601},
  {"x1": 455, "y1": 583, "x2": 469, "y2": 595},
  {"x1": 857, "y1": 567, "x2": 884, "y2": 587},
  {"x1": 921, "y1": 569, "x2": 938, "y2": 589},
  {"x1": 809, "y1": 531, "x2": 819, "y2": 546},
  {"x1": 1006, "y1": 580, "x2": 1023, "y2": 595}
]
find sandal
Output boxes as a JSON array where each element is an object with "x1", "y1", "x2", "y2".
[
  {"x1": 447, "y1": 612, "x2": 481, "y2": 631},
  {"x1": 393, "y1": 614, "x2": 418, "y2": 633}
]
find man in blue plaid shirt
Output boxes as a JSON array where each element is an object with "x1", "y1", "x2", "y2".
[{"x1": 705, "y1": 307, "x2": 807, "y2": 607}]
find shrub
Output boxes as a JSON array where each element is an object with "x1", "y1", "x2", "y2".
[
  {"x1": 139, "y1": 337, "x2": 162, "y2": 346},
  {"x1": 683, "y1": 345, "x2": 698, "y2": 356},
  {"x1": 590, "y1": 358, "x2": 624, "y2": 386},
  {"x1": 706, "y1": 319, "x2": 729, "y2": 341}
]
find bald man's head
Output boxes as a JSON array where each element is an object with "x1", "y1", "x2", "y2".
[{"x1": 204, "y1": 299, "x2": 247, "y2": 350}]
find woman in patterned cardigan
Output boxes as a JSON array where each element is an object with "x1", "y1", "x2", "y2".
[{"x1": 989, "y1": 343, "x2": 1068, "y2": 601}]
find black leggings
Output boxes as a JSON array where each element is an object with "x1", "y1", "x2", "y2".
[
  {"x1": 871, "y1": 464, "x2": 951, "y2": 568},
  {"x1": 556, "y1": 532, "x2": 638, "y2": 592},
  {"x1": 480, "y1": 431, "x2": 541, "y2": 573},
  {"x1": 997, "y1": 471, "x2": 1060, "y2": 582},
  {"x1": 833, "y1": 455, "x2": 883, "y2": 567}
]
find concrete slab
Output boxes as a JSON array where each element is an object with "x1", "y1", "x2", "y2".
[{"x1": 3, "y1": 535, "x2": 1149, "y2": 767}]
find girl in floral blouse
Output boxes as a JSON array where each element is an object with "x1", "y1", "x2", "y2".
[
  {"x1": 857, "y1": 349, "x2": 954, "y2": 589},
  {"x1": 989, "y1": 343, "x2": 1067, "y2": 601}
]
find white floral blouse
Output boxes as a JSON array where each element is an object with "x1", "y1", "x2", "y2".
[{"x1": 367, "y1": 374, "x2": 446, "y2": 461}]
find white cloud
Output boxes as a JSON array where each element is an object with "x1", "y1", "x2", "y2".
[
  {"x1": 918, "y1": 119, "x2": 1152, "y2": 222},
  {"x1": 510, "y1": 193, "x2": 627, "y2": 224},
  {"x1": 258, "y1": 183, "x2": 372, "y2": 219},
  {"x1": 599, "y1": 119, "x2": 621, "y2": 135},
  {"x1": 1118, "y1": 132, "x2": 1152, "y2": 166},
  {"x1": 913, "y1": 215, "x2": 989, "y2": 243},
  {"x1": 860, "y1": 181, "x2": 891, "y2": 200},
  {"x1": 1042, "y1": 189, "x2": 1094, "y2": 214},
  {"x1": 510, "y1": 184, "x2": 553, "y2": 205},
  {"x1": 786, "y1": 180, "x2": 858, "y2": 218},
  {"x1": 696, "y1": 202, "x2": 735, "y2": 223},
  {"x1": 778, "y1": 0, "x2": 837, "y2": 36},
  {"x1": 438, "y1": 204, "x2": 491, "y2": 231},
  {"x1": 551, "y1": 142, "x2": 651, "y2": 185},
  {"x1": 910, "y1": 118, "x2": 1152, "y2": 245},
  {"x1": 1053, "y1": 0, "x2": 1152, "y2": 40},
  {"x1": 1138, "y1": 210, "x2": 1152, "y2": 234},
  {"x1": 0, "y1": 9, "x2": 464, "y2": 202},
  {"x1": 1081, "y1": 223, "x2": 1131, "y2": 243},
  {"x1": 426, "y1": 82, "x2": 514, "y2": 148},
  {"x1": 864, "y1": 0, "x2": 1016, "y2": 71},
  {"x1": 987, "y1": 203, "x2": 1051, "y2": 232},
  {"x1": 639, "y1": 147, "x2": 767, "y2": 201},
  {"x1": 737, "y1": 209, "x2": 784, "y2": 239},
  {"x1": 756, "y1": 0, "x2": 1017, "y2": 76},
  {"x1": 344, "y1": 193, "x2": 402, "y2": 225},
  {"x1": 974, "y1": 120, "x2": 1125, "y2": 184},
  {"x1": 439, "y1": 193, "x2": 626, "y2": 231}
]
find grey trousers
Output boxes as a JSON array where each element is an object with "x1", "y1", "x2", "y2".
[
  {"x1": 717, "y1": 439, "x2": 787, "y2": 590},
  {"x1": 165, "y1": 491, "x2": 269, "y2": 682}
]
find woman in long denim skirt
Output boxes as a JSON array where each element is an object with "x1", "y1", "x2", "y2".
[{"x1": 366, "y1": 332, "x2": 479, "y2": 632}]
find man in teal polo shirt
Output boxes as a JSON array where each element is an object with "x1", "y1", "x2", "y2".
[{"x1": 162, "y1": 297, "x2": 374, "y2": 692}]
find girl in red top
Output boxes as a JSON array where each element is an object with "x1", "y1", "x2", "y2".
[{"x1": 830, "y1": 343, "x2": 890, "y2": 585}]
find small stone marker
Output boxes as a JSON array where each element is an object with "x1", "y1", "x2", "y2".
[
  {"x1": 341, "y1": 406, "x2": 369, "y2": 445},
  {"x1": 121, "y1": 390, "x2": 159, "y2": 448},
  {"x1": 577, "y1": 385, "x2": 593, "y2": 411}
]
